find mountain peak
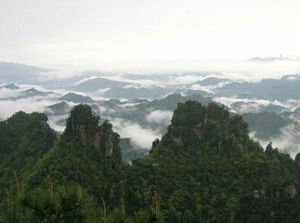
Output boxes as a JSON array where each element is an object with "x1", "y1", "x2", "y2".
[
  {"x1": 64, "y1": 104, "x2": 100, "y2": 138},
  {"x1": 64, "y1": 104, "x2": 121, "y2": 167},
  {"x1": 58, "y1": 92, "x2": 94, "y2": 103},
  {"x1": 0, "y1": 83, "x2": 19, "y2": 89},
  {"x1": 73, "y1": 77, "x2": 129, "y2": 93},
  {"x1": 157, "y1": 101, "x2": 249, "y2": 154}
]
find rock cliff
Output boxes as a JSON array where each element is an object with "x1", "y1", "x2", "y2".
[{"x1": 64, "y1": 104, "x2": 121, "y2": 167}]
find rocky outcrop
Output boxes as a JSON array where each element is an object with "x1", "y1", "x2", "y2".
[
  {"x1": 284, "y1": 184, "x2": 297, "y2": 199},
  {"x1": 160, "y1": 101, "x2": 249, "y2": 154},
  {"x1": 253, "y1": 184, "x2": 297, "y2": 200},
  {"x1": 64, "y1": 104, "x2": 121, "y2": 167},
  {"x1": 173, "y1": 137, "x2": 183, "y2": 147},
  {"x1": 77, "y1": 123, "x2": 102, "y2": 149}
]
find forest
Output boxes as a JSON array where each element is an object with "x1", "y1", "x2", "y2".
[{"x1": 1, "y1": 101, "x2": 300, "y2": 223}]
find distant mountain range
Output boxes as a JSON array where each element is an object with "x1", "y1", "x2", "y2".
[
  {"x1": 0, "y1": 62, "x2": 52, "y2": 84},
  {"x1": 2, "y1": 81, "x2": 299, "y2": 158},
  {"x1": 2, "y1": 62, "x2": 300, "y2": 156},
  {"x1": 215, "y1": 75, "x2": 300, "y2": 101},
  {"x1": 72, "y1": 77, "x2": 129, "y2": 92},
  {"x1": 2, "y1": 61, "x2": 300, "y2": 101}
]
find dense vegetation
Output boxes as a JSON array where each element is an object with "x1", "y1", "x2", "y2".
[
  {"x1": 1, "y1": 101, "x2": 300, "y2": 222},
  {"x1": 0, "y1": 112, "x2": 56, "y2": 201}
]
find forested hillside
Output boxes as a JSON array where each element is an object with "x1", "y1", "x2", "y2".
[{"x1": 1, "y1": 102, "x2": 300, "y2": 222}]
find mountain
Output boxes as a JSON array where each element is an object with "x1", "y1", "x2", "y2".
[
  {"x1": 58, "y1": 92, "x2": 94, "y2": 103},
  {"x1": 134, "y1": 93, "x2": 210, "y2": 111},
  {"x1": 73, "y1": 77, "x2": 129, "y2": 93},
  {"x1": 103, "y1": 86, "x2": 176, "y2": 99},
  {"x1": 0, "y1": 62, "x2": 52, "y2": 84},
  {"x1": 46, "y1": 101, "x2": 70, "y2": 116},
  {"x1": 122, "y1": 72, "x2": 207, "y2": 82},
  {"x1": 231, "y1": 101, "x2": 287, "y2": 114},
  {"x1": 108, "y1": 93, "x2": 211, "y2": 132},
  {"x1": 216, "y1": 75, "x2": 300, "y2": 101},
  {"x1": 26, "y1": 104, "x2": 121, "y2": 183},
  {"x1": 0, "y1": 105, "x2": 123, "y2": 222},
  {"x1": 21, "y1": 88, "x2": 50, "y2": 97},
  {"x1": 0, "y1": 111, "x2": 56, "y2": 199},
  {"x1": 0, "y1": 83, "x2": 20, "y2": 89},
  {"x1": 242, "y1": 112, "x2": 289, "y2": 139},
  {"x1": 1, "y1": 102, "x2": 300, "y2": 222},
  {"x1": 184, "y1": 89, "x2": 213, "y2": 97},
  {"x1": 191, "y1": 77, "x2": 231, "y2": 86},
  {"x1": 1, "y1": 88, "x2": 53, "y2": 100},
  {"x1": 122, "y1": 101, "x2": 300, "y2": 222}
]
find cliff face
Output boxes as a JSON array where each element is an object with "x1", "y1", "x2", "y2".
[
  {"x1": 21, "y1": 105, "x2": 121, "y2": 196},
  {"x1": 64, "y1": 104, "x2": 121, "y2": 167},
  {"x1": 76, "y1": 123, "x2": 100, "y2": 148}
]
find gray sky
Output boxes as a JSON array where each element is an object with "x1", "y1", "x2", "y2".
[{"x1": 1, "y1": 0, "x2": 300, "y2": 77}]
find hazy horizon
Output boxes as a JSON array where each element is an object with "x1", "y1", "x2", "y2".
[{"x1": 1, "y1": 0, "x2": 300, "y2": 80}]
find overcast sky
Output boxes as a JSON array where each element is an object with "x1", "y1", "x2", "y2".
[{"x1": 1, "y1": 0, "x2": 300, "y2": 77}]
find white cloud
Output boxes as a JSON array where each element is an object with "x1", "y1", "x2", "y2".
[
  {"x1": 166, "y1": 75, "x2": 204, "y2": 86},
  {"x1": 1, "y1": 0, "x2": 300, "y2": 78},
  {"x1": 251, "y1": 124, "x2": 300, "y2": 159},
  {"x1": 74, "y1": 76, "x2": 98, "y2": 86},
  {"x1": 0, "y1": 98, "x2": 54, "y2": 120},
  {"x1": 145, "y1": 110, "x2": 173, "y2": 125},
  {"x1": 213, "y1": 96, "x2": 285, "y2": 108},
  {"x1": 111, "y1": 118, "x2": 161, "y2": 149},
  {"x1": 190, "y1": 84, "x2": 214, "y2": 93},
  {"x1": 47, "y1": 114, "x2": 68, "y2": 132},
  {"x1": 0, "y1": 85, "x2": 65, "y2": 120},
  {"x1": 120, "y1": 103, "x2": 142, "y2": 108},
  {"x1": 0, "y1": 88, "x2": 23, "y2": 99}
]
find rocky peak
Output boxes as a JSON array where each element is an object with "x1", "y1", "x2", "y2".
[
  {"x1": 253, "y1": 184, "x2": 297, "y2": 200},
  {"x1": 285, "y1": 184, "x2": 297, "y2": 199},
  {"x1": 64, "y1": 104, "x2": 121, "y2": 167},
  {"x1": 158, "y1": 101, "x2": 249, "y2": 153}
]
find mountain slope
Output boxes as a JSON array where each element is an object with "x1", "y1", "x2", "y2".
[
  {"x1": 0, "y1": 111, "x2": 56, "y2": 199},
  {"x1": 73, "y1": 77, "x2": 129, "y2": 93},
  {"x1": 121, "y1": 101, "x2": 300, "y2": 222},
  {"x1": 58, "y1": 92, "x2": 94, "y2": 103},
  {"x1": 216, "y1": 75, "x2": 300, "y2": 101},
  {"x1": 103, "y1": 86, "x2": 174, "y2": 99},
  {"x1": 0, "y1": 62, "x2": 52, "y2": 84},
  {"x1": 24, "y1": 105, "x2": 122, "y2": 194},
  {"x1": 46, "y1": 101, "x2": 70, "y2": 116}
]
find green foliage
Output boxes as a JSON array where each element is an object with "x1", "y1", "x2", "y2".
[
  {"x1": 1, "y1": 102, "x2": 300, "y2": 222},
  {"x1": 0, "y1": 181, "x2": 98, "y2": 223},
  {"x1": 64, "y1": 104, "x2": 100, "y2": 137},
  {"x1": 0, "y1": 111, "x2": 56, "y2": 202}
]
